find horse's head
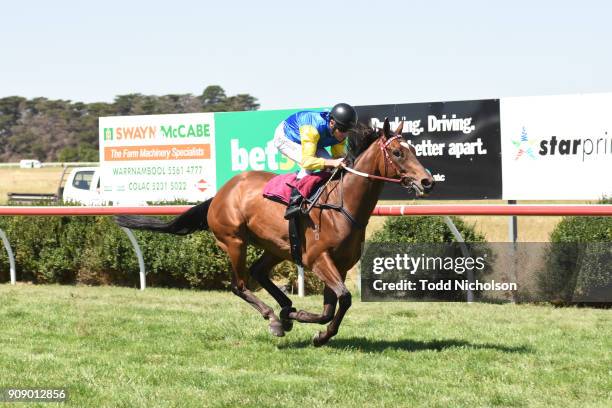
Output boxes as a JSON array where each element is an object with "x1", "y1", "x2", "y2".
[{"x1": 376, "y1": 118, "x2": 435, "y2": 196}]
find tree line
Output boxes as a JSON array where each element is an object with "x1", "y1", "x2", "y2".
[{"x1": 0, "y1": 86, "x2": 259, "y2": 162}]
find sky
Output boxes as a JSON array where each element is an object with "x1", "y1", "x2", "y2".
[{"x1": 2, "y1": 0, "x2": 612, "y2": 110}]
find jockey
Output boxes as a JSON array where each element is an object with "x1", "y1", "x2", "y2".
[{"x1": 273, "y1": 103, "x2": 358, "y2": 219}]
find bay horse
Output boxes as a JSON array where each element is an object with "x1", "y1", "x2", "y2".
[{"x1": 116, "y1": 118, "x2": 434, "y2": 347}]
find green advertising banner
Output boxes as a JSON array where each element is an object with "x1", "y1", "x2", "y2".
[{"x1": 213, "y1": 108, "x2": 326, "y2": 187}]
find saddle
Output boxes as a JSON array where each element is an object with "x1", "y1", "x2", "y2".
[{"x1": 263, "y1": 171, "x2": 333, "y2": 266}]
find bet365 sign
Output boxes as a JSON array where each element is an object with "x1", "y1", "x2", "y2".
[
  {"x1": 213, "y1": 108, "x2": 326, "y2": 186},
  {"x1": 229, "y1": 139, "x2": 296, "y2": 172}
]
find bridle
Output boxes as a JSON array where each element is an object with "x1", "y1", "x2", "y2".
[{"x1": 342, "y1": 134, "x2": 412, "y2": 187}]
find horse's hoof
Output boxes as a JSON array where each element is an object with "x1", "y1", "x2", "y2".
[
  {"x1": 268, "y1": 321, "x2": 285, "y2": 337},
  {"x1": 279, "y1": 307, "x2": 296, "y2": 333},
  {"x1": 312, "y1": 331, "x2": 328, "y2": 347},
  {"x1": 280, "y1": 318, "x2": 293, "y2": 332}
]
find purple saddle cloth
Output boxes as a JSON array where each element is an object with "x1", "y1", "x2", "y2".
[{"x1": 263, "y1": 172, "x2": 332, "y2": 204}]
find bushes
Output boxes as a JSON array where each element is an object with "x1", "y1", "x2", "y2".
[
  {"x1": 0, "y1": 212, "x2": 488, "y2": 298},
  {"x1": 0, "y1": 212, "x2": 325, "y2": 293},
  {"x1": 0, "y1": 215, "x2": 134, "y2": 285},
  {"x1": 0, "y1": 216, "x2": 76, "y2": 283},
  {"x1": 0, "y1": 214, "x2": 243, "y2": 289},
  {"x1": 369, "y1": 215, "x2": 487, "y2": 243},
  {"x1": 537, "y1": 198, "x2": 611, "y2": 305}
]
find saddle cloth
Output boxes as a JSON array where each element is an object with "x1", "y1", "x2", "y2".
[{"x1": 263, "y1": 171, "x2": 332, "y2": 205}]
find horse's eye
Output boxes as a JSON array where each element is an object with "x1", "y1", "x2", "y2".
[{"x1": 392, "y1": 150, "x2": 402, "y2": 158}]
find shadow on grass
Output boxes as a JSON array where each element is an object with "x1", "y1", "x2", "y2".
[{"x1": 279, "y1": 337, "x2": 532, "y2": 353}]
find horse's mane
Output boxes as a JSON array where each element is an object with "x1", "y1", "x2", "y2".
[{"x1": 344, "y1": 122, "x2": 379, "y2": 166}]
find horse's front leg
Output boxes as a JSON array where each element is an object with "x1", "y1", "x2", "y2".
[
  {"x1": 287, "y1": 285, "x2": 337, "y2": 324},
  {"x1": 308, "y1": 252, "x2": 352, "y2": 347}
]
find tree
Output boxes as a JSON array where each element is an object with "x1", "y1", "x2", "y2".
[
  {"x1": 0, "y1": 86, "x2": 259, "y2": 162},
  {"x1": 225, "y1": 93, "x2": 259, "y2": 111},
  {"x1": 0, "y1": 96, "x2": 26, "y2": 158},
  {"x1": 200, "y1": 85, "x2": 227, "y2": 106}
]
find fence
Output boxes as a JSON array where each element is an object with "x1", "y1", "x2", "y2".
[
  {"x1": 1, "y1": 204, "x2": 611, "y2": 295},
  {"x1": 1, "y1": 204, "x2": 611, "y2": 216}
]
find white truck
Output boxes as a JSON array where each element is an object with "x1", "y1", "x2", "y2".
[{"x1": 61, "y1": 167, "x2": 106, "y2": 205}]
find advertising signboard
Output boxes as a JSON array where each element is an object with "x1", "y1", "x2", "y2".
[
  {"x1": 213, "y1": 109, "x2": 306, "y2": 187},
  {"x1": 99, "y1": 113, "x2": 216, "y2": 203},
  {"x1": 99, "y1": 94, "x2": 612, "y2": 203},
  {"x1": 501, "y1": 93, "x2": 612, "y2": 200},
  {"x1": 100, "y1": 101, "x2": 504, "y2": 203},
  {"x1": 356, "y1": 100, "x2": 502, "y2": 200}
]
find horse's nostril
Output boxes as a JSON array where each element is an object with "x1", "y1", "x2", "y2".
[{"x1": 422, "y1": 178, "x2": 435, "y2": 192}]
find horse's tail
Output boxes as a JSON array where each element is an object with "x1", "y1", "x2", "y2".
[{"x1": 114, "y1": 198, "x2": 213, "y2": 235}]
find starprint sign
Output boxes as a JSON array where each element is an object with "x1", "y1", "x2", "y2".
[{"x1": 501, "y1": 93, "x2": 612, "y2": 199}]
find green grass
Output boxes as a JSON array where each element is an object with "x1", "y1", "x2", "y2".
[{"x1": 0, "y1": 285, "x2": 610, "y2": 408}]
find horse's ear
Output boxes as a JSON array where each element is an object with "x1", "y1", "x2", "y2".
[
  {"x1": 395, "y1": 120, "x2": 404, "y2": 136},
  {"x1": 383, "y1": 118, "x2": 390, "y2": 137}
]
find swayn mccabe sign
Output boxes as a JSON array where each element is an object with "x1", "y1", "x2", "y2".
[{"x1": 99, "y1": 113, "x2": 216, "y2": 203}]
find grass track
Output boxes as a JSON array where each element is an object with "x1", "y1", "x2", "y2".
[{"x1": 0, "y1": 285, "x2": 610, "y2": 407}]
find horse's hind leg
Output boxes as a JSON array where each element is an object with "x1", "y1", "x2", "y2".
[
  {"x1": 249, "y1": 252, "x2": 295, "y2": 332},
  {"x1": 220, "y1": 240, "x2": 286, "y2": 337}
]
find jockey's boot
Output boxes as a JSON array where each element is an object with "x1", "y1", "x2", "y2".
[{"x1": 284, "y1": 187, "x2": 303, "y2": 220}]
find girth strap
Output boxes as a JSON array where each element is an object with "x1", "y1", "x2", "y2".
[{"x1": 316, "y1": 203, "x2": 366, "y2": 229}]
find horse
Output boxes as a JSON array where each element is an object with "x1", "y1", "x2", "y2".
[{"x1": 115, "y1": 118, "x2": 434, "y2": 347}]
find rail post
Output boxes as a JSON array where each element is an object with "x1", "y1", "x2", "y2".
[
  {"x1": 297, "y1": 265, "x2": 305, "y2": 297},
  {"x1": 507, "y1": 200, "x2": 518, "y2": 302},
  {"x1": 443, "y1": 216, "x2": 475, "y2": 303},
  {"x1": 0, "y1": 229, "x2": 16, "y2": 285},
  {"x1": 508, "y1": 200, "x2": 518, "y2": 243},
  {"x1": 121, "y1": 227, "x2": 146, "y2": 290}
]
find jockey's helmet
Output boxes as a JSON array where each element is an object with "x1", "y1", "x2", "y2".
[{"x1": 330, "y1": 103, "x2": 358, "y2": 132}]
